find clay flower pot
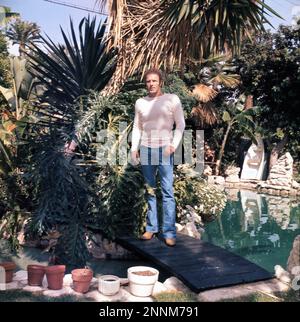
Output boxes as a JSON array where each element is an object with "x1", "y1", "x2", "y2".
[
  {"x1": 45, "y1": 265, "x2": 66, "y2": 290},
  {"x1": 127, "y1": 266, "x2": 159, "y2": 297},
  {"x1": 0, "y1": 262, "x2": 17, "y2": 283},
  {"x1": 27, "y1": 265, "x2": 46, "y2": 286},
  {"x1": 71, "y1": 268, "x2": 93, "y2": 294}
]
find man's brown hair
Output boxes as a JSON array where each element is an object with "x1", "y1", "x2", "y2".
[{"x1": 144, "y1": 68, "x2": 163, "y2": 83}]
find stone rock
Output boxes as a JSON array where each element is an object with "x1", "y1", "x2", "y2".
[
  {"x1": 287, "y1": 235, "x2": 300, "y2": 275},
  {"x1": 4, "y1": 281, "x2": 20, "y2": 290},
  {"x1": 203, "y1": 165, "x2": 212, "y2": 176},
  {"x1": 163, "y1": 277, "x2": 191, "y2": 293},
  {"x1": 42, "y1": 275, "x2": 48, "y2": 288},
  {"x1": 43, "y1": 286, "x2": 78, "y2": 297},
  {"x1": 23, "y1": 285, "x2": 45, "y2": 292},
  {"x1": 267, "y1": 153, "x2": 293, "y2": 186},
  {"x1": 13, "y1": 270, "x2": 28, "y2": 282},
  {"x1": 63, "y1": 274, "x2": 73, "y2": 287},
  {"x1": 215, "y1": 176, "x2": 225, "y2": 185},
  {"x1": 87, "y1": 233, "x2": 135, "y2": 260},
  {"x1": 207, "y1": 176, "x2": 225, "y2": 185},
  {"x1": 274, "y1": 265, "x2": 291, "y2": 283},
  {"x1": 225, "y1": 166, "x2": 240, "y2": 176},
  {"x1": 179, "y1": 222, "x2": 201, "y2": 239},
  {"x1": 86, "y1": 289, "x2": 125, "y2": 302},
  {"x1": 19, "y1": 279, "x2": 28, "y2": 288},
  {"x1": 90, "y1": 277, "x2": 98, "y2": 289},
  {"x1": 225, "y1": 175, "x2": 240, "y2": 183},
  {"x1": 175, "y1": 223, "x2": 184, "y2": 232},
  {"x1": 152, "y1": 281, "x2": 168, "y2": 295},
  {"x1": 256, "y1": 153, "x2": 295, "y2": 195}
]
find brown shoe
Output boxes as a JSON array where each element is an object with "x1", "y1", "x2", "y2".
[
  {"x1": 165, "y1": 238, "x2": 176, "y2": 247},
  {"x1": 140, "y1": 232, "x2": 155, "y2": 240}
]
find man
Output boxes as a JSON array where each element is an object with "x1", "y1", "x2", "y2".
[{"x1": 131, "y1": 68, "x2": 185, "y2": 246}]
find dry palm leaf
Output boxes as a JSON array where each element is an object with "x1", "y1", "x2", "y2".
[
  {"x1": 192, "y1": 84, "x2": 217, "y2": 103},
  {"x1": 208, "y1": 73, "x2": 240, "y2": 88},
  {"x1": 97, "y1": 0, "x2": 281, "y2": 95},
  {"x1": 191, "y1": 102, "x2": 218, "y2": 128}
]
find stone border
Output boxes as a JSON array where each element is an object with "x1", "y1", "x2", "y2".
[
  {"x1": 1, "y1": 270, "x2": 293, "y2": 302},
  {"x1": 207, "y1": 176, "x2": 300, "y2": 198}
]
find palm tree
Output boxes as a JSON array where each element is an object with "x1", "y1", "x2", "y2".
[
  {"x1": 98, "y1": 0, "x2": 281, "y2": 94},
  {"x1": 0, "y1": 6, "x2": 20, "y2": 27},
  {"x1": 6, "y1": 18, "x2": 41, "y2": 56},
  {"x1": 27, "y1": 17, "x2": 117, "y2": 113},
  {"x1": 215, "y1": 94, "x2": 258, "y2": 175},
  {"x1": 189, "y1": 54, "x2": 241, "y2": 128}
]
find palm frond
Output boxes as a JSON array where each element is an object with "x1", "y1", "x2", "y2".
[
  {"x1": 99, "y1": 0, "x2": 281, "y2": 94},
  {"x1": 208, "y1": 73, "x2": 240, "y2": 88},
  {"x1": 191, "y1": 101, "x2": 218, "y2": 128},
  {"x1": 191, "y1": 84, "x2": 217, "y2": 103},
  {"x1": 27, "y1": 17, "x2": 117, "y2": 113}
]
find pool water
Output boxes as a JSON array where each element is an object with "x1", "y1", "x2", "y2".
[{"x1": 202, "y1": 189, "x2": 300, "y2": 274}]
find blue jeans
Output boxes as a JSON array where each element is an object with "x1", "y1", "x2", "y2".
[{"x1": 140, "y1": 145, "x2": 176, "y2": 239}]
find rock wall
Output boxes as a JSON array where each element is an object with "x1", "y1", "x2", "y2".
[{"x1": 287, "y1": 235, "x2": 300, "y2": 275}]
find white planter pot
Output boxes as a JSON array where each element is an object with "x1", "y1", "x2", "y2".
[
  {"x1": 127, "y1": 266, "x2": 159, "y2": 297},
  {"x1": 98, "y1": 275, "x2": 120, "y2": 295}
]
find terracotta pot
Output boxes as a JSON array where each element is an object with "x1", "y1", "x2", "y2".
[
  {"x1": 27, "y1": 265, "x2": 46, "y2": 286},
  {"x1": 0, "y1": 262, "x2": 17, "y2": 283},
  {"x1": 45, "y1": 265, "x2": 66, "y2": 290},
  {"x1": 71, "y1": 268, "x2": 93, "y2": 294}
]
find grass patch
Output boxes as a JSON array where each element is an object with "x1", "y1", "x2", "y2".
[
  {"x1": 153, "y1": 291, "x2": 198, "y2": 302},
  {"x1": 219, "y1": 289, "x2": 300, "y2": 302},
  {"x1": 0, "y1": 289, "x2": 95, "y2": 302}
]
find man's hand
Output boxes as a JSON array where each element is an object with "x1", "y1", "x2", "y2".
[
  {"x1": 131, "y1": 151, "x2": 140, "y2": 165},
  {"x1": 163, "y1": 145, "x2": 175, "y2": 156}
]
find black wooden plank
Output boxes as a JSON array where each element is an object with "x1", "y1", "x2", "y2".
[
  {"x1": 185, "y1": 270, "x2": 273, "y2": 291},
  {"x1": 116, "y1": 233, "x2": 273, "y2": 292}
]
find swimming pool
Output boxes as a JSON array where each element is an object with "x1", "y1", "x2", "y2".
[{"x1": 202, "y1": 189, "x2": 300, "y2": 273}]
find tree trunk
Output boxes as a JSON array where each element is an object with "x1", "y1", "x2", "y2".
[
  {"x1": 215, "y1": 123, "x2": 231, "y2": 175},
  {"x1": 268, "y1": 135, "x2": 288, "y2": 172},
  {"x1": 19, "y1": 42, "x2": 25, "y2": 56}
]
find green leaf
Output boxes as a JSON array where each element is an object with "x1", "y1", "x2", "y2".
[{"x1": 222, "y1": 111, "x2": 231, "y2": 122}]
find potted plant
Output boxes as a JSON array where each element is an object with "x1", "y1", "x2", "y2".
[
  {"x1": 0, "y1": 262, "x2": 17, "y2": 283},
  {"x1": 45, "y1": 265, "x2": 66, "y2": 290},
  {"x1": 27, "y1": 265, "x2": 46, "y2": 286},
  {"x1": 71, "y1": 268, "x2": 93, "y2": 294},
  {"x1": 127, "y1": 266, "x2": 159, "y2": 297}
]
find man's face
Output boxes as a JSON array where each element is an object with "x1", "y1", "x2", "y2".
[{"x1": 145, "y1": 73, "x2": 161, "y2": 96}]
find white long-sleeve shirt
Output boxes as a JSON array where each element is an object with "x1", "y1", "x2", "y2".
[{"x1": 131, "y1": 93, "x2": 185, "y2": 151}]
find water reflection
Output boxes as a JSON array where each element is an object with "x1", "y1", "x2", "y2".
[{"x1": 202, "y1": 190, "x2": 300, "y2": 273}]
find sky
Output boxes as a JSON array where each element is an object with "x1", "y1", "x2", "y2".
[{"x1": 1, "y1": 0, "x2": 300, "y2": 55}]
